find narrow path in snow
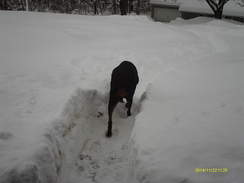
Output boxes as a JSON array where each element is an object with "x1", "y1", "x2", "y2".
[
  {"x1": 55, "y1": 89, "x2": 144, "y2": 183},
  {"x1": 67, "y1": 114, "x2": 135, "y2": 183}
]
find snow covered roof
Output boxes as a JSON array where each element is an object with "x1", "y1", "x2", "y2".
[
  {"x1": 179, "y1": 0, "x2": 212, "y2": 14},
  {"x1": 150, "y1": 0, "x2": 179, "y2": 6},
  {"x1": 179, "y1": 0, "x2": 244, "y2": 18}
]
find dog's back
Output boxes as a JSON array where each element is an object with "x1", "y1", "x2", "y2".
[{"x1": 111, "y1": 61, "x2": 139, "y2": 91}]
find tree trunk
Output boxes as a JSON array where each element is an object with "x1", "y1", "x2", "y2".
[
  {"x1": 120, "y1": 0, "x2": 128, "y2": 15},
  {"x1": 94, "y1": 0, "x2": 98, "y2": 14},
  {"x1": 113, "y1": 0, "x2": 117, "y2": 14},
  {"x1": 26, "y1": 0, "x2": 29, "y2": 11},
  {"x1": 205, "y1": 0, "x2": 229, "y2": 19},
  {"x1": 119, "y1": 0, "x2": 128, "y2": 15},
  {"x1": 136, "y1": 0, "x2": 140, "y2": 15},
  {"x1": 128, "y1": 0, "x2": 133, "y2": 13},
  {"x1": 3, "y1": 0, "x2": 7, "y2": 10},
  {"x1": 46, "y1": 0, "x2": 49, "y2": 10},
  {"x1": 20, "y1": 0, "x2": 25, "y2": 10},
  {"x1": 215, "y1": 9, "x2": 223, "y2": 19},
  {"x1": 79, "y1": 0, "x2": 82, "y2": 14}
]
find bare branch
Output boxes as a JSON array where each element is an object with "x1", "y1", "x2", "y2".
[
  {"x1": 206, "y1": 0, "x2": 217, "y2": 12},
  {"x1": 219, "y1": 0, "x2": 229, "y2": 9}
]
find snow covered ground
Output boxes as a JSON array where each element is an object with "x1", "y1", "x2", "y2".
[{"x1": 0, "y1": 11, "x2": 244, "y2": 183}]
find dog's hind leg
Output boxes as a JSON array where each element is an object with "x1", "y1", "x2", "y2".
[{"x1": 107, "y1": 95, "x2": 118, "y2": 137}]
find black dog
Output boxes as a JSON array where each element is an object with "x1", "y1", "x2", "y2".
[{"x1": 107, "y1": 61, "x2": 139, "y2": 137}]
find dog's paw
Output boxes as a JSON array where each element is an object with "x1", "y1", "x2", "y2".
[{"x1": 106, "y1": 130, "x2": 112, "y2": 138}]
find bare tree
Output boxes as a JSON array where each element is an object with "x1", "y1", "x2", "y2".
[{"x1": 205, "y1": 0, "x2": 229, "y2": 19}]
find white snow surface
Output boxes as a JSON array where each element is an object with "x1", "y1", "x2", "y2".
[
  {"x1": 0, "y1": 11, "x2": 244, "y2": 183},
  {"x1": 150, "y1": 0, "x2": 179, "y2": 6}
]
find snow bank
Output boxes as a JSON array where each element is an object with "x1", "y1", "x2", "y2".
[
  {"x1": 0, "y1": 11, "x2": 155, "y2": 182},
  {"x1": 131, "y1": 19, "x2": 244, "y2": 183},
  {"x1": 1, "y1": 88, "x2": 115, "y2": 183}
]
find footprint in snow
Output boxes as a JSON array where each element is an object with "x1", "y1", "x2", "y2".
[{"x1": 0, "y1": 132, "x2": 13, "y2": 140}]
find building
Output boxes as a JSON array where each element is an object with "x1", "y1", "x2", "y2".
[{"x1": 150, "y1": 0, "x2": 180, "y2": 22}]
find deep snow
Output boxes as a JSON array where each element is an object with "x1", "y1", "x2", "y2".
[{"x1": 0, "y1": 11, "x2": 244, "y2": 183}]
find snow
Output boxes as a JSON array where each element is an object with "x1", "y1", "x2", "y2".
[
  {"x1": 0, "y1": 11, "x2": 244, "y2": 183},
  {"x1": 179, "y1": 0, "x2": 244, "y2": 18},
  {"x1": 131, "y1": 18, "x2": 244, "y2": 183},
  {"x1": 224, "y1": 1, "x2": 244, "y2": 18},
  {"x1": 150, "y1": 0, "x2": 179, "y2": 6}
]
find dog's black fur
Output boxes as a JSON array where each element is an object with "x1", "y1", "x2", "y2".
[{"x1": 107, "y1": 61, "x2": 139, "y2": 137}]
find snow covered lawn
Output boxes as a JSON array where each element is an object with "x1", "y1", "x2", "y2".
[{"x1": 0, "y1": 11, "x2": 244, "y2": 183}]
